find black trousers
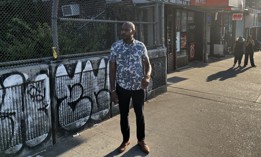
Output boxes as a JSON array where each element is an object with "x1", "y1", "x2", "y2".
[
  {"x1": 234, "y1": 53, "x2": 243, "y2": 65},
  {"x1": 244, "y1": 51, "x2": 255, "y2": 66},
  {"x1": 116, "y1": 84, "x2": 145, "y2": 142}
]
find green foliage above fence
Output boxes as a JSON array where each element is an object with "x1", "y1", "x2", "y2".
[
  {"x1": 0, "y1": 18, "x2": 52, "y2": 62},
  {"x1": 0, "y1": 0, "x2": 52, "y2": 63},
  {"x1": 58, "y1": 22, "x2": 111, "y2": 55},
  {"x1": 0, "y1": 0, "x2": 158, "y2": 64}
]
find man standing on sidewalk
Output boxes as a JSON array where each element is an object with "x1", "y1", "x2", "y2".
[
  {"x1": 244, "y1": 36, "x2": 256, "y2": 67},
  {"x1": 108, "y1": 21, "x2": 152, "y2": 154}
]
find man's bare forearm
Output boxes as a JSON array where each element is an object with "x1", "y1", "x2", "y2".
[
  {"x1": 144, "y1": 57, "x2": 152, "y2": 79},
  {"x1": 109, "y1": 61, "x2": 116, "y2": 91}
]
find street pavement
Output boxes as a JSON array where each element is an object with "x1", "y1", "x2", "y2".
[{"x1": 37, "y1": 52, "x2": 261, "y2": 157}]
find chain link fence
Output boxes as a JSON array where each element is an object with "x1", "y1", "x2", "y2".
[
  {"x1": 0, "y1": 0, "x2": 160, "y2": 64},
  {"x1": 0, "y1": 0, "x2": 53, "y2": 63}
]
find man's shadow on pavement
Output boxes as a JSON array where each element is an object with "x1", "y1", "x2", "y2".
[
  {"x1": 104, "y1": 145, "x2": 148, "y2": 157},
  {"x1": 207, "y1": 66, "x2": 252, "y2": 82}
]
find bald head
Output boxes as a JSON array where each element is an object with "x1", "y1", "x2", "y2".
[
  {"x1": 121, "y1": 21, "x2": 136, "y2": 43},
  {"x1": 123, "y1": 21, "x2": 136, "y2": 31}
]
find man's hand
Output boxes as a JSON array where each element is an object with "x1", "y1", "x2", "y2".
[
  {"x1": 141, "y1": 76, "x2": 150, "y2": 89},
  {"x1": 111, "y1": 91, "x2": 119, "y2": 104}
]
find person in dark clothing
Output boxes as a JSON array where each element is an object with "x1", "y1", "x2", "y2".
[
  {"x1": 244, "y1": 36, "x2": 256, "y2": 67},
  {"x1": 233, "y1": 36, "x2": 244, "y2": 67}
]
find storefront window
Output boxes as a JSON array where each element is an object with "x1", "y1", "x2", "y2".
[
  {"x1": 188, "y1": 12, "x2": 194, "y2": 24},
  {"x1": 181, "y1": 11, "x2": 187, "y2": 32},
  {"x1": 176, "y1": 11, "x2": 181, "y2": 31},
  {"x1": 176, "y1": 10, "x2": 187, "y2": 56}
]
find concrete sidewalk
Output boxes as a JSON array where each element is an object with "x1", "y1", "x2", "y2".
[{"x1": 38, "y1": 52, "x2": 261, "y2": 157}]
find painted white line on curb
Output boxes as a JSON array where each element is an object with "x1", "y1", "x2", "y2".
[{"x1": 256, "y1": 94, "x2": 261, "y2": 103}]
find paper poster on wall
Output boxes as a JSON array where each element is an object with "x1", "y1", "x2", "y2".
[
  {"x1": 176, "y1": 32, "x2": 180, "y2": 52},
  {"x1": 180, "y1": 32, "x2": 187, "y2": 49},
  {"x1": 190, "y1": 42, "x2": 195, "y2": 59}
]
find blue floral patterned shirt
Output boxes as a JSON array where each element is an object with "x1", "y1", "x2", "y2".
[{"x1": 108, "y1": 39, "x2": 149, "y2": 90}]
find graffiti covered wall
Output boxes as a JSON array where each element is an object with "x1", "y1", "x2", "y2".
[
  {"x1": 0, "y1": 49, "x2": 167, "y2": 157},
  {"x1": 0, "y1": 67, "x2": 51, "y2": 156},
  {"x1": 55, "y1": 59, "x2": 111, "y2": 131}
]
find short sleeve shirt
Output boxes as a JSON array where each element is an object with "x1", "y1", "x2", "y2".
[{"x1": 108, "y1": 39, "x2": 149, "y2": 90}]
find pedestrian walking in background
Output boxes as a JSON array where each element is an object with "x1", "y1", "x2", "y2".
[
  {"x1": 244, "y1": 36, "x2": 256, "y2": 67},
  {"x1": 108, "y1": 21, "x2": 152, "y2": 154},
  {"x1": 233, "y1": 36, "x2": 244, "y2": 67}
]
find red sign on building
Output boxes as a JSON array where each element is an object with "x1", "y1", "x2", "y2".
[
  {"x1": 191, "y1": 0, "x2": 243, "y2": 11},
  {"x1": 232, "y1": 13, "x2": 243, "y2": 21},
  {"x1": 191, "y1": 0, "x2": 228, "y2": 7}
]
